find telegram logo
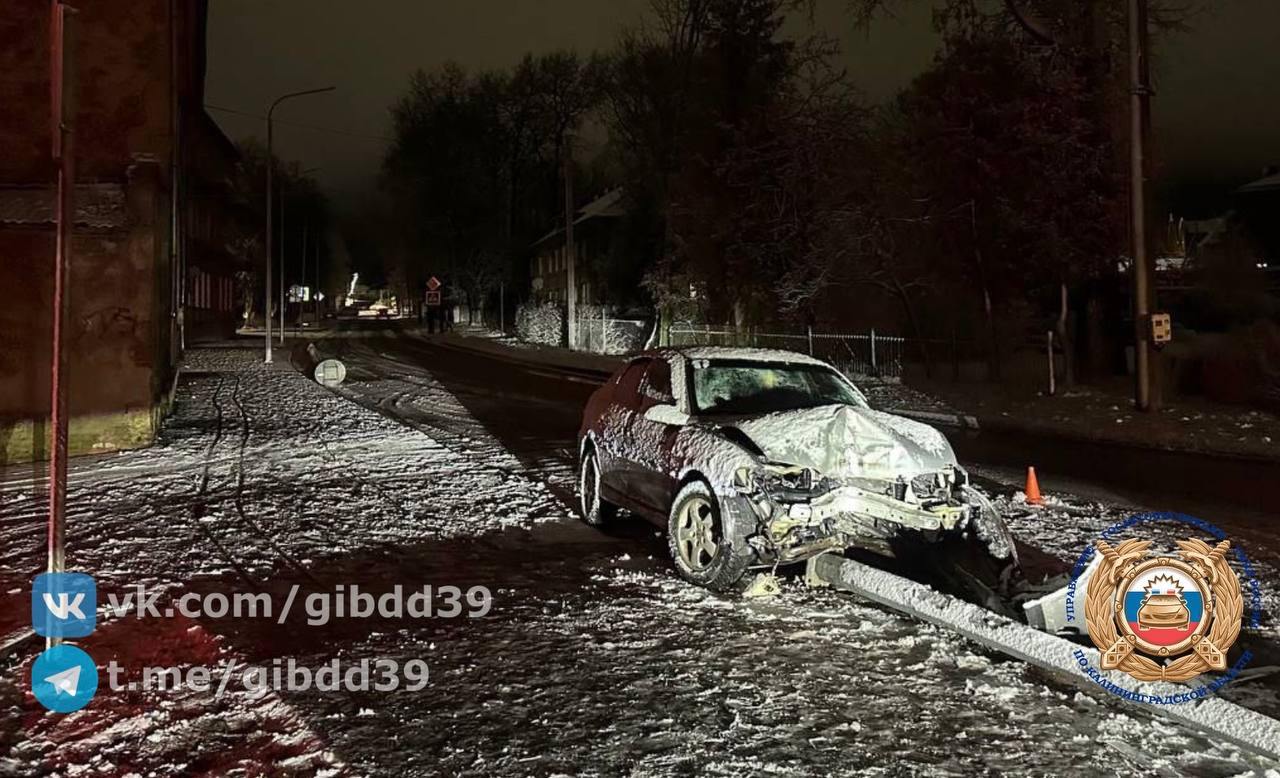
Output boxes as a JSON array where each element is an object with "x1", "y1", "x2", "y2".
[{"x1": 31, "y1": 644, "x2": 99, "y2": 712}]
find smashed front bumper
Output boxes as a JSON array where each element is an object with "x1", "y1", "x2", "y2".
[{"x1": 732, "y1": 462, "x2": 1003, "y2": 566}]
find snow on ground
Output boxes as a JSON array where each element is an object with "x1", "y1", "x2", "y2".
[
  {"x1": 859, "y1": 380, "x2": 966, "y2": 420},
  {"x1": 450, "y1": 324, "x2": 536, "y2": 350},
  {"x1": 919, "y1": 379, "x2": 1280, "y2": 460},
  {"x1": 2, "y1": 344, "x2": 564, "y2": 621},
  {"x1": 983, "y1": 474, "x2": 1280, "y2": 642},
  {"x1": 3, "y1": 340, "x2": 1278, "y2": 775},
  {"x1": 281, "y1": 546, "x2": 1280, "y2": 777},
  {"x1": 335, "y1": 341, "x2": 563, "y2": 470},
  {"x1": 330, "y1": 339, "x2": 581, "y2": 496},
  {"x1": 1, "y1": 615, "x2": 345, "y2": 776},
  {"x1": 0, "y1": 342, "x2": 567, "y2": 775},
  {"x1": 970, "y1": 463, "x2": 1280, "y2": 722}
]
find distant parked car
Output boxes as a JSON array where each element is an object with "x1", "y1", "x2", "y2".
[{"x1": 577, "y1": 347, "x2": 1019, "y2": 599}]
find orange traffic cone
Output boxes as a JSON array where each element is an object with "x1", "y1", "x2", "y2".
[{"x1": 1025, "y1": 466, "x2": 1043, "y2": 506}]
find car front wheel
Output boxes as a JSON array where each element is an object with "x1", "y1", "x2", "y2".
[{"x1": 666, "y1": 480, "x2": 752, "y2": 592}]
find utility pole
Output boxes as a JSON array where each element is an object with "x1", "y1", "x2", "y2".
[
  {"x1": 279, "y1": 165, "x2": 318, "y2": 342},
  {"x1": 1128, "y1": 0, "x2": 1154, "y2": 411},
  {"x1": 264, "y1": 86, "x2": 334, "y2": 362},
  {"x1": 278, "y1": 183, "x2": 285, "y2": 342},
  {"x1": 563, "y1": 132, "x2": 577, "y2": 350},
  {"x1": 47, "y1": 0, "x2": 77, "y2": 648},
  {"x1": 170, "y1": 0, "x2": 183, "y2": 358},
  {"x1": 313, "y1": 226, "x2": 321, "y2": 325},
  {"x1": 299, "y1": 220, "x2": 307, "y2": 326}
]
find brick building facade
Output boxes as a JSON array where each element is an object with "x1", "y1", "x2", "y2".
[{"x1": 0, "y1": 0, "x2": 250, "y2": 462}]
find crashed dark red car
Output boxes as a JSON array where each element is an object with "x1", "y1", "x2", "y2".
[{"x1": 577, "y1": 346, "x2": 1019, "y2": 596}]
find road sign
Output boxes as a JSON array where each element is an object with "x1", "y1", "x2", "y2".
[
  {"x1": 1150, "y1": 312, "x2": 1172, "y2": 344},
  {"x1": 425, "y1": 290, "x2": 442, "y2": 306},
  {"x1": 426, "y1": 276, "x2": 441, "y2": 292}
]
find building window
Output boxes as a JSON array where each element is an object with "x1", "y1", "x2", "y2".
[{"x1": 188, "y1": 270, "x2": 234, "y2": 312}]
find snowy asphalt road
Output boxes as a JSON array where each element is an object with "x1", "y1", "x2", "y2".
[
  {"x1": 2, "y1": 332, "x2": 1278, "y2": 776},
  {"x1": 310, "y1": 331, "x2": 1280, "y2": 775},
  {"x1": 339, "y1": 331, "x2": 1280, "y2": 573}
]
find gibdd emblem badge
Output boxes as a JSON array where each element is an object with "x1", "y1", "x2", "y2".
[{"x1": 1085, "y1": 538, "x2": 1243, "y2": 683}]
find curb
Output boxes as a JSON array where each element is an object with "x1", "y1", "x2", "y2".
[
  {"x1": 973, "y1": 417, "x2": 1280, "y2": 466},
  {"x1": 887, "y1": 408, "x2": 980, "y2": 431}
]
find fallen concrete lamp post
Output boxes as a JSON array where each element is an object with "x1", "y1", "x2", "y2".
[
  {"x1": 296, "y1": 343, "x2": 346, "y2": 387},
  {"x1": 806, "y1": 552, "x2": 1280, "y2": 762}
]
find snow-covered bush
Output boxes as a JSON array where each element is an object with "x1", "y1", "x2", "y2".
[{"x1": 516, "y1": 302, "x2": 564, "y2": 347}]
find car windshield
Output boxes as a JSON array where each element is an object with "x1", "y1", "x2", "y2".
[{"x1": 690, "y1": 360, "x2": 866, "y2": 415}]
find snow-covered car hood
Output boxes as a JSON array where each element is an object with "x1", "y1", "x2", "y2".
[{"x1": 728, "y1": 404, "x2": 955, "y2": 480}]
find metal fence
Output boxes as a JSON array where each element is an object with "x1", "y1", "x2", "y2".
[
  {"x1": 668, "y1": 324, "x2": 906, "y2": 381},
  {"x1": 573, "y1": 306, "x2": 650, "y2": 355}
]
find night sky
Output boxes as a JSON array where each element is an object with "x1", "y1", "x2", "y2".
[{"x1": 206, "y1": 0, "x2": 1280, "y2": 218}]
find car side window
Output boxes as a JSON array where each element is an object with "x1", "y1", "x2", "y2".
[
  {"x1": 613, "y1": 360, "x2": 648, "y2": 410},
  {"x1": 638, "y1": 358, "x2": 673, "y2": 409}
]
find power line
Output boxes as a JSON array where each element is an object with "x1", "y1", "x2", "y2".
[{"x1": 204, "y1": 103, "x2": 394, "y2": 143}]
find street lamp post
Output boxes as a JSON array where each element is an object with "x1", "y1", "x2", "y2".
[{"x1": 264, "y1": 86, "x2": 334, "y2": 363}]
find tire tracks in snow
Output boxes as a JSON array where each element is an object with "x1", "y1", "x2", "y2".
[
  {"x1": 296, "y1": 396, "x2": 444, "y2": 556},
  {"x1": 338, "y1": 348, "x2": 527, "y2": 484},
  {"x1": 225, "y1": 372, "x2": 320, "y2": 585},
  {"x1": 338, "y1": 342, "x2": 580, "y2": 510},
  {"x1": 189, "y1": 373, "x2": 265, "y2": 589},
  {"x1": 189, "y1": 371, "x2": 317, "y2": 589}
]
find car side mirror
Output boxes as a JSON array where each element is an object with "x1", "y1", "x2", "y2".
[
  {"x1": 642, "y1": 384, "x2": 674, "y2": 405},
  {"x1": 643, "y1": 403, "x2": 688, "y2": 426}
]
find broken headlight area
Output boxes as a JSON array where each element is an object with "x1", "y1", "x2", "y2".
[
  {"x1": 902, "y1": 464, "x2": 969, "y2": 505},
  {"x1": 733, "y1": 461, "x2": 822, "y2": 501},
  {"x1": 736, "y1": 462, "x2": 989, "y2": 566}
]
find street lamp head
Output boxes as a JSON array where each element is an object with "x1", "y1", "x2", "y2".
[{"x1": 268, "y1": 86, "x2": 337, "y2": 116}]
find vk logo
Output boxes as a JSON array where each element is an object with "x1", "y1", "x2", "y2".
[
  {"x1": 31, "y1": 644, "x2": 98, "y2": 712},
  {"x1": 45, "y1": 591, "x2": 86, "y2": 619},
  {"x1": 32, "y1": 572, "x2": 96, "y2": 638}
]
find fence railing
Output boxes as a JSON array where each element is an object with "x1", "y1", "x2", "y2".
[
  {"x1": 668, "y1": 324, "x2": 906, "y2": 381},
  {"x1": 573, "y1": 307, "x2": 649, "y2": 355}
]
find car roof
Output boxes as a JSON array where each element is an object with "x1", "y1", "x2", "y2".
[{"x1": 638, "y1": 345, "x2": 833, "y2": 368}]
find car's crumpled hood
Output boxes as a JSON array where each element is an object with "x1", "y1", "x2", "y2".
[{"x1": 729, "y1": 403, "x2": 955, "y2": 480}]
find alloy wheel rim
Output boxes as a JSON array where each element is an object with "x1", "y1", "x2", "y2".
[{"x1": 675, "y1": 496, "x2": 718, "y2": 571}]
